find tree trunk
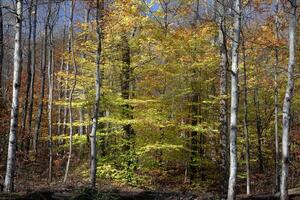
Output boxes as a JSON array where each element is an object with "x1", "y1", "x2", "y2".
[
  {"x1": 57, "y1": 1, "x2": 67, "y2": 137},
  {"x1": 280, "y1": 1, "x2": 297, "y2": 199},
  {"x1": 190, "y1": 91, "x2": 198, "y2": 182},
  {"x1": 121, "y1": 35, "x2": 135, "y2": 178},
  {"x1": 4, "y1": 0, "x2": 23, "y2": 192},
  {"x1": 33, "y1": 0, "x2": 51, "y2": 154},
  {"x1": 64, "y1": 0, "x2": 76, "y2": 183},
  {"x1": 216, "y1": 0, "x2": 228, "y2": 197},
  {"x1": 20, "y1": 0, "x2": 33, "y2": 149},
  {"x1": 121, "y1": 36, "x2": 134, "y2": 141},
  {"x1": 253, "y1": 86, "x2": 263, "y2": 172},
  {"x1": 227, "y1": 0, "x2": 241, "y2": 199},
  {"x1": 90, "y1": 0, "x2": 102, "y2": 187},
  {"x1": 274, "y1": 0, "x2": 280, "y2": 193},
  {"x1": 242, "y1": 39, "x2": 250, "y2": 195},
  {"x1": 0, "y1": 1, "x2": 3, "y2": 92},
  {"x1": 28, "y1": 0, "x2": 37, "y2": 139},
  {"x1": 90, "y1": 0, "x2": 101, "y2": 185},
  {"x1": 48, "y1": 4, "x2": 55, "y2": 182}
]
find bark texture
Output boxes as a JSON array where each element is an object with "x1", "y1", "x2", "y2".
[
  {"x1": 4, "y1": 0, "x2": 23, "y2": 192},
  {"x1": 280, "y1": 1, "x2": 297, "y2": 200},
  {"x1": 90, "y1": 0, "x2": 102, "y2": 187},
  {"x1": 216, "y1": 0, "x2": 229, "y2": 197},
  {"x1": 227, "y1": 0, "x2": 241, "y2": 199}
]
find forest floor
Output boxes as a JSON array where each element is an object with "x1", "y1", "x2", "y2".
[
  {"x1": 1, "y1": 164, "x2": 300, "y2": 200},
  {"x1": 0, "y1": 129, "x2": 300, "y2": 199},
  {"x1": 1, "y1": 150, "x2": 300, "y2": 200}
]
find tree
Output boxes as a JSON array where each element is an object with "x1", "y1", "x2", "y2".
[
  {"x1": 64, "y1": 0, "x2": 76, "y2": 183},
  {"x1": 20, "y1": 0, "x2": 33, "y2": 153},
  {"x1": 274, "y1": 0, "x2": 280, "y2": 192},
  {"x1": 242, "y1": 37, "x2": 250, "y2": 195},
  {"x1": 216, "y1": 0, "x2": 229, "y2": 197},
  {"x1": 47, "y1": 1, "x2": 59, "y2": 182},
  {"x1": 33, "y1": 0, "x2": 51, "y2": 153},
  {"x1": 227, "y1": 0, "x2": 241, "y2": 199},
  {"x1": 90, "y1": 0, "x2": 103, "y2": 188},
  {"x1": 28, "y1": 0, "x2": 37, "y2": 140},
  {"x1": 0, "y1": 1, "x2": 3, "y2": 92},
  {"x1": 4, "y1": 0, "x2": 23, "y2": 192},
  {"x1": 280, "y1": 1, "x2": 297, "y2": 199}
]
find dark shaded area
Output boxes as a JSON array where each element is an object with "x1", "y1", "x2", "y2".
[{"x1": 1, "y1": 188, "x2": 203, "y2": 200}]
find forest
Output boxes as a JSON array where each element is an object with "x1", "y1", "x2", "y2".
[{"x1": 0, "y1": 0, "x2": 299, "y2": 199}]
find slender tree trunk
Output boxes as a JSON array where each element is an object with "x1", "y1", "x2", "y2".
[
  {"x1": 48, "y1": 9, "x2": 55, "y2": 182},
  {"x1": 274, "y1": 0, "x2": 280, "y2": 193},
  {"x1": 28, "y1": 0, "x2": 37, "y2": 139},
  {"x1": 0, "y1": 1, "x2": 3, "y2": 92},
  {"x1": 227, "y1": 0, "x2": 241, "y2": 199},
  {"x1": 33, "y1": 1, "x2": 51, "y2": 154},
  {"x1": 57, "y1": 1, "x2": 67, "y2": 137},
  {"x1": 21, "y1": 0, "x2": 34, "y2": 153},
  {"x1": 253, "y1": 86, "x2": 263, "y2": 172},
  {"x1": 79, "y1": 7, "x2": 90, "y2": 138},
  {"x1": 216, "y1": 0, "x2": 228, "y2": 197},
  {"x1": 79, "y1": 109, "x2": 84, "y2": 135},
  {"x1": 280, "y1": 1, "x2": 297, "y2": 199},
  {"x1": 64, "y1": 0, "x2": 76, "y2": 183},
  {"x1": 90, "y1": 0, "x2": 102, "y2": 187},
  {"x1": 242, "y1": 39, "x2": 250, "y2": 195},
  {"x1": 190, "y1": 90, "x2": 198, "y2": 182},
  {"x1": 4, "y1": 0, "x2": 23, "y2": 192}
]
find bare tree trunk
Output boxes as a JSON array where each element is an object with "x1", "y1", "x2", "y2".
[
  {"x1": 227, "y1": 0, "x2": 241, "y2": 199},
  {"x1": 0, "y1": 1, "x2": 3, "y2": 92},
  {"x1": 216, "y1": 0, "x2": 228, "y2": 197},
  {"x1": 90, "y1": 0, "x2": 102, "y2": 187},
  {"x1": 64, "y1": 0, "x2": 76, "y2": 183},
  {"x1": 79, "y1": 7, "x2": 90, "y2": 138},
  {"x1": 189, "y1": 90, "x2": 198, "y2": 182},
  {"x1": 33, "y1": 0, "x2": 51, "y2": 154},
  {"x1": 274, "y1": 0, "x2": 280, "y2": 193},
  {"x1": 20, "y1": 0, "x2": 33, "y2": 153},
  {"x1": 253, "y1": 86, "x2": 263, "y2": 172},
  {"x1": 28, "y1": 0, "x2": 37, "y2": 139},
  {"x1": 48, "y1": 4, "x2": 55, "y2": 182},
  {"x1": 4, "y1": 0, "x2": 23, "y2": 192},
  {"x1": 242, "y1": 39, "x2": 250, "y2": 195},
  {"x1": 58, "y1": 1, "x2": 67, "y2": 137},
  {"x1": 280, "y1": 1, "x2": 297, "y2": 199}
]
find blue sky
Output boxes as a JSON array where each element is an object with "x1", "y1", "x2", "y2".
[{"x1": 145, "y1": 0, "x2": 159, "y2": 12}]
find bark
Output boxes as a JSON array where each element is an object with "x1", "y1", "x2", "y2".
[
  {"x1": 20, "y1": 0, "x2": 33, "y2": 153},
  {"x1": 242, "y1": 39, "x2": 250, "y2": 195},
  {"x1": 227, "y1": 0, "x2": 241, "y2": 199},
  {"x1": 280, "y1": 1, "x2": 297, "y2": 199},
  {"x1": 0, "y1": 1, "x2": 3, "y2": 91},
  {"x1": 28, "y1": 0, "x2": 37, "y2": 137},
  {"x1": 253, "y1": 86, "x2": 263, "y2": 172},
  {"x1": 90, "y1": 0, "x2": 102, "y2": 187},
  {"x1": 189, "y1": 91, "x2": 198, "y2": 182},
  {"x1": 57, "y1": 1, "x2": 67, "y2": 137},
  {"x1": 48, "y1": 6, "x2": 55, "y2": 182},
  {"x1": 33, "y1": 0, "x2": 51, "y2": 154},
  {"x1": 216, "y1": 0, "x2": 229, "y2": 197},
  {"x1": 274, "y1": 0, "x2": 280, "y2": 192},
  {"x1": 79, "y1": 7, "x2": 90, "y2": 137},
  {"x1": 4, "y1": 0, "x2": 23, "y2": 192},
  {"x1": 64, "y1": 0, "x2": 76, "y2": 183}
]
